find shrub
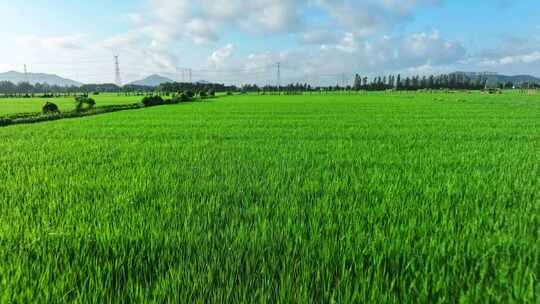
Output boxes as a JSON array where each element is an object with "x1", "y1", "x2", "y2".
[
  {"x1": 3, "y1": 103, "x2": 143, "y2": 127},
  {"x1": 185, "y1": 91, "x2": 195, "y2": 98},
  {"x1": 199, "y1": 91, "x2": 208, "y2": 99},
  {"x1": 226, "y1": 91, "x2": 233, "y2": 96},
  {"x1": 86, "y1": 98, "x2": 96, "y2": 108},
  {"x1": 42, "y1": 102, "x2": 60, "y2": 114},
  {"x1": 141, "y1": 96, "x2": 164, "y2": 107},
  {"x1": 208, "y1": 91, "x2": 216, "y2": 97},
  {"x1": 174, "y1": 93, "x2": 190, "y2": 103},
  {"x1": 75, "y1": 96, "x2": 96, "y2": 112},
  {"x1": 0, "y1": 118, "x2": 12, "y2": 126}
]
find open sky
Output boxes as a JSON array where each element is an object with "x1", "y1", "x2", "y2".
[{"x1": 0, "y1": 0, "x2": 539, "y2": 85}]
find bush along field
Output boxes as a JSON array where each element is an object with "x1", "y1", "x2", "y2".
[
  {"x1": 0, "y1": 91, "x2": 215, "y2": 127},
  {"x1": 0, "y1": 93, "x2": 145, "y2": 116},
  {"x1": 0, "y1": 92, "x2": 539, "y2": 302}
]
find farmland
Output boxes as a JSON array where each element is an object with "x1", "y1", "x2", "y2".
[
  {"x1": 0, "y1": 94, "x2": 142, "y2": 116},
  {"x1": 1, "y1": 92, "x2": 539, "y2": 302}
]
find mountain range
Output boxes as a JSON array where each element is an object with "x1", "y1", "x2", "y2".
[
  {"x1": 128, "y1": 74, "x2": 212, "y2": 86},
  {"x1": 0, "y1": 71, "x2": 81, "y2": 86},
  {"x1": 2, "y1": 70, "x2": 539, "y2": 87},
  {"x1": 128, "y1": 74, "x2": 175, "y2": 87}
]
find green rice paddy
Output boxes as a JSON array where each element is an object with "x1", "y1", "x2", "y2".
[
  {"x1": 0, "y1": 92, "x2": 539, "y2": 302},
  {"x1": 0, "y1": 94, "x2": 142, "y2": 115}
]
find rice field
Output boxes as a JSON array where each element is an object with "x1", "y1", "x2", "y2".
[
  {"x1": 0, "y1": 92, "x2": 539, "y2": 302},
  {"x1": 0, "y1": 94, "x2": 142, "y2": 115}
]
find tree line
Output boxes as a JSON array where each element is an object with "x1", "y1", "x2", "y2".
[
  {"x1": 240, "y1": 73, "x2": 538, "y2": 93},
  {"x1": 156, "y1": 82, "x2": 236, "y2": 94},
  {"x1": 0, "y1": 81, "x2": 126, "y2": 96},
  {"x1": 351, "y1": 73, "x2": 521, "y2": 91},
  {"x1": 0, "y1": 81, "x2": 235, "y2": 96},
  {"x1": 1, "y1": 74, "x2": 538, "y2": 96}
]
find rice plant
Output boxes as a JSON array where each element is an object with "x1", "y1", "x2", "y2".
[{"x1": 0, "y1": 92, "x2": 539, "y2": 302}]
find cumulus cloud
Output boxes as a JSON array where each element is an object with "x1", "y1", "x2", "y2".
[
  {"x1": 315, "y1": 0, "x2": 444, "y2": 37},
  {"x1": 208, "y1": 43, "x2": 235, "y2": 68},
  {"x1": 95, "y1": 0, "x2": 456, "y2": 83},
  {"x1": 301, "y1": 30, "x2": 340, "y2": 45},
  {"x1": 457, "y1": 34, "x2": 540, "y2": 75},
  {"x1": 399, "y1": 30, "x2": 466, "y2": 66},
  {"x1": 479, "y1": 51, "x2": 540, "y2": 67},
  {"x1": 96, "y1": 31, "x2": 180, "y2": 72},
  {"x1": 312, "y1": 30, "x2": 465, "y2": 74},
  {"x1": 142, "y1": 0, "x2": 307, "y2": 44},
  {"x1": 380, "y1": 0, "x2": 443, "y2": 16},
  {"x1": 142, "y1": 0, "x2": 444, "y2": 44},
  {"x1": 126, "y1": 13, "x2": 144, "y2": 25},
  {"x1": 14, "y1": 0, "x2": 540, "y2": 85}
]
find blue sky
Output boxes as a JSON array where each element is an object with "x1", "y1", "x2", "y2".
[{"x1": 1, "y1": 0, "x2": 539, "y2": 85}]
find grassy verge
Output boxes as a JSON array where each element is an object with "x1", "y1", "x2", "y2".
[
  {"x1": 0, "y1": 103, "x2": 143, "y2": 127},
  {"x1": 0, "y1": 95, "x2": 219, "y2": 127}
]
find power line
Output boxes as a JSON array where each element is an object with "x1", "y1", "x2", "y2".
[{"x1": 5, "y1": 57, "x2": 368, "y2": 87}]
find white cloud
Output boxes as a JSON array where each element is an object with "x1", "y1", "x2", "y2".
[
  {"x1": 98, "y1": 32, "x2": 145, "y2": 51},
  {"x1": 381, "y1": 0, "x2": 443, "y2": 16},
  {"x1": 479, "y1": 51, "x2": 540, "y2": 67},
  {"x1": 143, "y1": 0, "x2": 306, "y2": 44},
  {"x1": 315, "y1": 0, "x2": 443, "y2": 37},
  {"x1": 83, "y1": 0, "x2": 455, "y2": 84},
  {"x1": 399, "y1": 30, "x2": 466, "y2": 66},
  {"x1": 8, "y1": 0, "x2": 540, "y2": 85},
  {"x1": 186, "y1": 19, "x2": 220, "y2": 44},
  {"x1": 126, "y1": 13, "x2": 144, "y2": 25},
  {"x1": 16, "y1": 34, "x2": 88, "y2": 50},
  {"x1": 301, "y1": 30, "x2": 339, "y2": 45},
  {"x1": 200, "y1": 0, "x2": 305, "y2": 33},
  {"x1": 335, "y1": 33, "x2": 360, "y2": 53},
  {"x1": 95, "y1": 31, "x2": 180, "y2": 73},
  {"x1": 142, "y1": 0, "x2": 443, "y2": 44},
  {"x1": 303, "y1": 30, "x2": 464, "y2": 75},
  {"x1": 208, "y1": 43, "x2": 235, "y2": 68}
]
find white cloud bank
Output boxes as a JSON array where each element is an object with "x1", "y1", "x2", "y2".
[{"x1": 4, "y1": 0, "x2": 540, "y2": 84}]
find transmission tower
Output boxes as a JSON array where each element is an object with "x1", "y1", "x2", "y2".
[
  {"x1": 277, "y1": 62, "x2": 281, "y2": 92},
  {"x1": 24, "y1": 64, "x2": 29, "y2": 83},
  {"x1": 114, "y1": 55, "x2": 122, "y2": 86}
]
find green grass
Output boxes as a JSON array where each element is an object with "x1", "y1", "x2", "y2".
[
  {"x1": 1, "y1": 92, "x2": 539, "y2": 302},
  {"x1": 0, "y1": 93, "x2": 143, "y2": 115}
]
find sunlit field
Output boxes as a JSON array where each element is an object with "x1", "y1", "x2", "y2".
[
  {"x1": 0, "y1": 93, "x2": 142, "y2": 115},
  {"x1": 1, "y1": 92, "x2": 539, "y2": 302}
]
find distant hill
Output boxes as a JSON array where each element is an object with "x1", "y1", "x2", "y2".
[
  {"x1": 195, "y1": 80, "x2": 210, "y2": 84},
  {"x1": 129, "y1": 74, "x2": 174, "y2": 87},
  {"x1": 452, "y1": 72, "x2": 540, "y2": 85},
  {"x1": 0, "y1": 71, "x2": 81, "y2": 86}
]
